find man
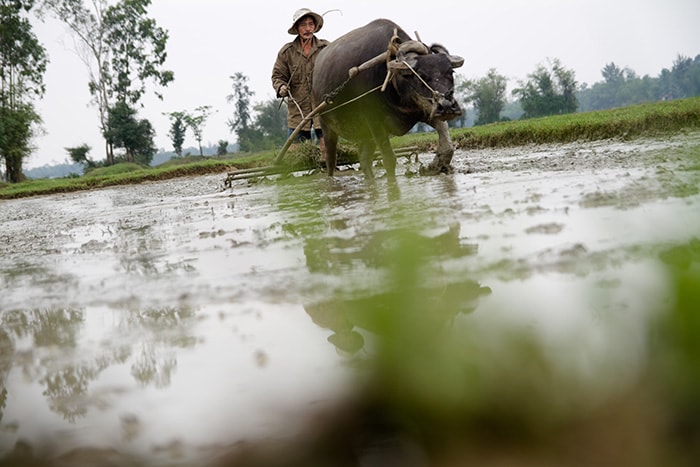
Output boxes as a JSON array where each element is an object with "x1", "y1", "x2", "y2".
[{"x1": 272, "y1": 8, "x2": 330, "y2": 145}]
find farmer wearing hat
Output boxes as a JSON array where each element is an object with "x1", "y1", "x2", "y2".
[{"x1": 272, "y1": 8, "x2": 330, "y2": 145}]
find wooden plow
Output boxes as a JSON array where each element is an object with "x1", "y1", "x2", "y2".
[{"x1": 224, "y1": 146, "x2": 418, "y2": 187}]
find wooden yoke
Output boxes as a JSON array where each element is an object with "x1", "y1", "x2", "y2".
[
  {"x1": 348, "y1": 52, "x2": 389, "y2": 79},
  {"x1": 348, "y1": 28, "x2": 403, "y2": 79}
]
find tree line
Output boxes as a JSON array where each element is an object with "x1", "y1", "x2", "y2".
[
  {"x1": 1, "y1": 0, "x2": 173, "y2": 182},
  {"x1": 0, "y1": 0, "x2": 47, "y2": 183},
  {"x1": 459, "y1": 54, "x2": 700, "y2": 125},
  {"x1": 2, "y1": 0, "x2": 699, "y2": 183}
]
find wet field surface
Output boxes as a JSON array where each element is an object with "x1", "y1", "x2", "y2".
[{"x1": 1, "y1": 133, "x2": 700, "y2": 465}]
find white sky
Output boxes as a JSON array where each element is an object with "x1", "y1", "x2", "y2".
[{"x1": 26, "y1": 0, "x2": 700, "y2": 168}]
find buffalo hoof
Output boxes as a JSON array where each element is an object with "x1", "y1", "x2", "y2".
[{"x1": 420, "y1": 162, "x2": 454, "y2": 175}]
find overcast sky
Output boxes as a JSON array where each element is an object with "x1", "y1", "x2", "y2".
[{"x1": 26, "y1": 0, "x2": 700, "y2": 168}]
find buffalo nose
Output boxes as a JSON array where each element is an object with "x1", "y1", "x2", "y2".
[{"x1": 438, "y1": 97, "x2": 462, "y2": 116}]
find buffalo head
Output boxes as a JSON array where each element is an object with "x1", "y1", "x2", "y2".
[{"x1": 387, "y1": 41, "x2": 464, "y2": 121}]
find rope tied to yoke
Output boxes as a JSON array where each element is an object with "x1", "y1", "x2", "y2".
[{"x1": 380, "y1": 29, "x2": 402, "y2": 92}]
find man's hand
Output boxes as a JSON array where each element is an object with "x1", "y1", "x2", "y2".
[{"x1": 279, "y1": 85, "x2": 288, "y2": 97}]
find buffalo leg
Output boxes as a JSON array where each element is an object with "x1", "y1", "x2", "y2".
[
  {"x1": 423, "y1": 120, "x2": 455, "y2": 174},
  {"x1": 323, "y1": 128, "x2": 339, "y2": 176},
  {"x1": 370, "y1": 125, "x2": 396, "y2": 178},
  {"x1": 358, "y1": 140, "x2": 377, "y2": 179}
]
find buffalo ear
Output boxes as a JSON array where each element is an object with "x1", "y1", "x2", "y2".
[{"x1": 430, "y1": 43, "x2": 465, "y2": 69}]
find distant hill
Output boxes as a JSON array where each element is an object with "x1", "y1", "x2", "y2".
[
  {"x1": 150, "y1": 145, "x2": 216, "y2": 166},
  {"x1": 24, "y1": 162, "x2": 84, "y2": 179},
  {"x1": 151, "y1": 142, "x2": 240, "y2": 166},
  {"x1": 151, "y1": 152, "x2": 176, "y2": 166},
  {"x1": 23, "y1": 143, "x2": 240, "y2": 179}
]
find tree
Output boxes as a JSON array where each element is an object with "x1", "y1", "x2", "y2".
[
  {"x1": 0, "y1": 104, "x2": 41, "y2": 182},
  {"x1": 164, "y1": 111, "x2": 186, "y2": 157},
  {"x1": 666, "y1": 54, "x2": 700, "y2": 99},
  {"x1": 104, "y1": 101, "x2": 156, "y2": 165},
  {"x1": 513, "y1": 58, "x2": 578, "y2": 118},
  {"x1": 250, "y1": 99, "x2": 288, "y2": 149},
  {"x1": 0, "y1": 0, "x2": 47, "y2": 182},
  {"x1": 226, "y1": 73, "x2": 289, "y2": 152},
  {"x1": 216, "y1": 140, "x2": 228, "y2": 156},
  {"x1": 65, "y1": 143, "x2": 94, "y2": 167},
  {"x1": 102, "y1": 0, "x2": 173, "y2": 105},
  {"x1": 183, "y1": 106, "x2": 213, "y2": 157},
  {"x1": 578, "y1": 62, "x2": 649, "y2": 111},
  {"x1": 227, "y1": 72, "x2": 254, "y2": 150},
  {"x1": 41, "y1": 0, "x2": 173, "y2": 165},
  {"x1": 460, "y1": 68, "x2": 508, "y2": 125},
  {"x1": 39, "y1": 0, "x2": 112, "y2": 160},
  {"x1": 578, "y1": 60, "x2": 671, "y2": 112},
  {"x1": 601, "y1": 62, "x2": 625, "y2": 84},
  {"x1": 228, "y1": 99, "x2": 288, "y2": 153}
]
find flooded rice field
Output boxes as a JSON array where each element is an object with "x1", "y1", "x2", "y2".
[{"x1": 1, "y1": 133, "x2": 700, "y2": 465}]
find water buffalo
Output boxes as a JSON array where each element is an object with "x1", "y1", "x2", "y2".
[{"x1": 312, "y1": 18, "x2": 464, "y2": 178}]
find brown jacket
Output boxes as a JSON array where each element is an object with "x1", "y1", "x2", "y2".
[{"x1": 272, "y1": 35, "x2": 330, "y2": 130}]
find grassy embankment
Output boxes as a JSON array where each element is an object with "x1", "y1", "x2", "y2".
[{"x1": 2, "y1": 96, "x2": 700, "y2": 199}]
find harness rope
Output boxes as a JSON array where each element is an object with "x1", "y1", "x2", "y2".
[
  {"x1": 400, "y1": 59, "x2": 444, "y2": 101},
  {"x1": 286, "y1": 88, "x2": 305, "y2": 119},
  {"x1": 319, "y1": 84, "x2": 383, "y2": 116}
]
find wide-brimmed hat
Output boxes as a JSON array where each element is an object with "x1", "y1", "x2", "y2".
[{"x1": 287, "y1": 8, "x2": 323, "y2": 35}]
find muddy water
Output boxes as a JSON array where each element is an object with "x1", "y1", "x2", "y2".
[{"x1": 1, "y1": 133, "x2": 700, "y2": 464}]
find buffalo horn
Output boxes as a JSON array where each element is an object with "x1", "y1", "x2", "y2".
[
  {"x1": 398, "y1": 40, "x2": 430, "y2": 56},
  {"x1": 387, "y1": 40, "x2": 428, "y2": 74}
]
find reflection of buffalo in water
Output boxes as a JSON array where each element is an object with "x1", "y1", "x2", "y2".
[
  {"x1": 305, "y1": 279, "x2": 491, "y2": 355},
  {"x1": 303, "y1": 223, "x2": 491, "y2": 354}
]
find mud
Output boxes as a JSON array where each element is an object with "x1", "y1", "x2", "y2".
[{"x1": 1, "y1": 132, "x2": 699, "y2": 465}]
